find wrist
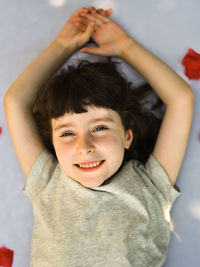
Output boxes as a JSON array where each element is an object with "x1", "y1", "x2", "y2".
[
  {"x1": 119, "y1": 37, "x2": 138, "y2": 59},
  {"x1": 55, "y1": 37, "x2": 77, "y2": 55}
]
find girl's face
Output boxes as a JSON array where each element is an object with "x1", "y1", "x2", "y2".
[{"x1": 51, "y1": 106, "x2": 133, "y2": 188}]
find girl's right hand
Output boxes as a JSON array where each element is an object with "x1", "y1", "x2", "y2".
[
  {"x1": 56, "y1": 7, "x2": 112, "y2": 52},
  {"x1": 79, "y1": 12, "x2": 134, "y2": 57}
]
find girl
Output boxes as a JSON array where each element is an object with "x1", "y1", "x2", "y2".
[{"x1": 4, "y1": 6, "x2": 193, "y2": 267}]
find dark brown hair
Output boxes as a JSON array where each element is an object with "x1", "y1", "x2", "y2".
[{"x1": 33, "y1": 59, "x2": 165, "y2": 164}]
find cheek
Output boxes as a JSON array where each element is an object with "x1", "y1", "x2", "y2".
[
  {"x1": 100, "y1": 135, "x2": 125, "y2": 175},
  {"x1": 99, "y1": 134, "x2": 125, "y2": 157},
  {"x1": 53, "y1": 142, "x2": 74, "y2": 164}
]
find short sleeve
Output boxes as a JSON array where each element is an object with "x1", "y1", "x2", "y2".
[
  {"x1": 22, "y1": 149, "x2": 57, "y2": 200},
  {"x1": 144, "y1": 153, "x2": 180, "y2": 207}
]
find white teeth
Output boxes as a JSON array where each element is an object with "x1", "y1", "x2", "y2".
[{"x1": 78, "y1": 161, "x2": 102, "y2": 168}]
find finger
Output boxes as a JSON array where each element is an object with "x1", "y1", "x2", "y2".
[
  {"x1": 97, "y1": 9, "x2": 105, "y2": 15},
  {"x1": 80, "y1": 46, "x2": 105, "y2": 56},
  {"x1": 75, "y1": 19, "x2": 98, "y2": 32},
  {"x1": 75, "y1": 16, "x2": 89, "y2": 26},
  {"x1": 81, "y1": 22, "x2": 96, "y2": 43},
  {"x1": 93, "y1": 13, "x2": 110, "y2": 23},
  {"x1": 76, "y1": 22, "x2": 98, "y2": 33},
  {"x1": 75, "y1": 22, "x2": 86, "y2": 31},
  {"x1": 74, "y1": 17, "x2": 87, "y2": 31},
  {"x1": 87, "y1": 6, "x2": 102, "y2": 17},
  {"x1": 79, "y1": 12, "x2": 104, "y2": 26},
  {"x1": 105, "y1": 8, "x2": 113, "y2": 15},
  {"x1": 75, "y1": 15, "x2": 99, "y2": 31},
  {"x1": 89, "y1": 8, "x2": 104, "y2": 16},
  {"x1": 91, "y1": 9, "x2": 97, "y2": 15},
  {"x1": 88, "y1": 6, "x2": 96, "y2": 14},
  {"x1": 92, "y1": 8, "x2": 112, "y2": 16},
  {"x1": 74, "y1": 8, "x2": 88, "y2": 16}
]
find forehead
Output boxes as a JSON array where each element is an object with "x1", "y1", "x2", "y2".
[{"x1": 51, "y1": 106, "x2": 122, "y2": 129}]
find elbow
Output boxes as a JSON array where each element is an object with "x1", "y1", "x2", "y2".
[
  {"x1": 179, "y1": 86, "x2": 194, "y2": 104},
  {"x1": 4, "y1": 89, "x2": 14, "y2": 103},
  {"x1": 4, "y1": 91, "x2": 14, "y2": 107},
  {"x1": 167, "y1": 89, "x2": 194, "y2": 112},
  {"x1": 185, "y1": 85, "x2": 194, "y2": 100}
]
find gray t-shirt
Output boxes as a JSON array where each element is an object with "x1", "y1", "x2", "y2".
[{"x1": 23, "y1": 149, "x2": 180, "y2": 267}]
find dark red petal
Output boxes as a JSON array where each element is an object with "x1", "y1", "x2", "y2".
[
  {"x1": 0, "y1": 246, "x2": 14, "y2": 267},
  {"x1": 182, "y1": 48, "x2": 200, "y2": 80}
]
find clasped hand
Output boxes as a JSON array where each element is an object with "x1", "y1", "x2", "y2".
[{"x1": 56, "y1": 6, "x2": 133, "y2": 57}]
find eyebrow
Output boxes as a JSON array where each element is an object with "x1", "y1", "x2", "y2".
[{"x1": 54, "y1": 117, "x2": 115, "y2": 132}]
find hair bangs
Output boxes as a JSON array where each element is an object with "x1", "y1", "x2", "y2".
[{"x1": 49, "y1": 61, "x2": 127, "y2": 118}]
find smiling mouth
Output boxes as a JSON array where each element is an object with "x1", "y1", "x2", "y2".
[{"x1": 74, "y1": 160, "x2": 105, "y2": 171}]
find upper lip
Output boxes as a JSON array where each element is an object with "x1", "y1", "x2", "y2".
[{"x1": 75, "y1": 160, "x2": 104, "y2": 165}]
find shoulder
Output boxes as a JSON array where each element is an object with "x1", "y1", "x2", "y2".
[
  {"x1": 129, "y1": 155, "x2": 180, "y2": 204},
  {"x1": 22, "y1": 149, "x2": 59, "y2": 199}
]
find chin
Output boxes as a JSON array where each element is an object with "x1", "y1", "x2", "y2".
[{"x1": 80, "y1": 179, "x2": 105, "y2": 188}]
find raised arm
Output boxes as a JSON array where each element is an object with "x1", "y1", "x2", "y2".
[
  {"x1": 4, "y1": 40, "x2": 72, "y2": 178},
  {"x1": 121, "y1": 39, "x2": 194, "y2": 186},
  {"x1": 79, "y1": 11, "x2": 194, "y2": 185},
  {"x1": 3, "y1": 7, "x2": 109, "y2": 178}
]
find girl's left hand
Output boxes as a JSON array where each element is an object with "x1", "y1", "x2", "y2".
[
  {"x1": 56, "y1": 7, "x2": 112, "y2": 52},
  {"x1": 77, "y1": 11, "x2": 134, "y2": 57}
]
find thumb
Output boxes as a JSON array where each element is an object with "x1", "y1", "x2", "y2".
[
  {"x1": 80, "y1": 46, "x2": 105, "y2": 56},
  {"x1": 81, "y1": 22, "x2": 96, "y2": 43}
]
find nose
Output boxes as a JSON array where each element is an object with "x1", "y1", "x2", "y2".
[{"x1": 76, "y1": 135, "x2": 95, "y2": 154}]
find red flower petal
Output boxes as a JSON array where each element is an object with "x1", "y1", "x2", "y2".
[
  {"x1": 0, "y1": 247, "x2": 14, "y2": 267},
  {"x1": 182, "y1": 48, "x2": 200, "y2": 80}
]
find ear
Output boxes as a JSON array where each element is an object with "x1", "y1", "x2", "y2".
[{"x1": 124, "y1": 129, "x2": 133, "y2": 149}]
